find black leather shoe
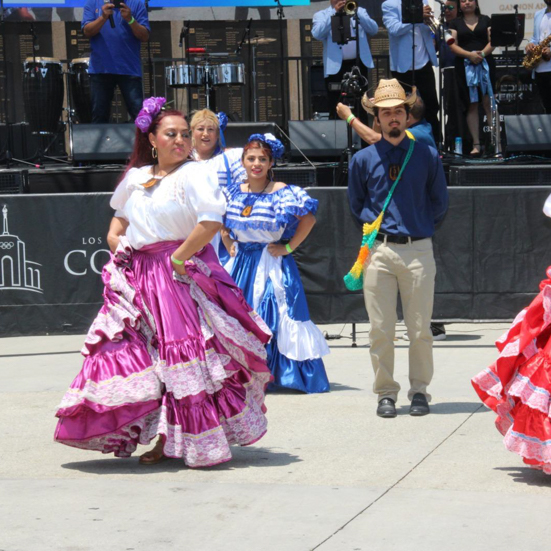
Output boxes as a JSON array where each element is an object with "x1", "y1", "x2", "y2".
[
  {"x1": 410, "y1": 393, "x2": 430, "y2": 416},
  {"x1": 377, "y1": 398, "x2": 397, "y2": 418}
]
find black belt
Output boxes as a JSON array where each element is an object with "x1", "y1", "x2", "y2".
[{"x1": 375, "y1": 233, "x2": 426, "y2": 245}]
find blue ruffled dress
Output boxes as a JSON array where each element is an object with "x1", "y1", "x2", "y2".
[{"x1": 223, "y1": 183, "x2": 330, "y2": 394}]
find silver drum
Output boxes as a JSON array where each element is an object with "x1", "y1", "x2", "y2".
[
  {"x1": 211, "y1": 63, "x2": 245, "y2": 86},
  {"x1": 165, "y1": 64, "x2": 205, "y2": 87}
]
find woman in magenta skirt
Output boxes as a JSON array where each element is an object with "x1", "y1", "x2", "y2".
[{"x1": 54, "y1": 97, "x2": 272, "y2": 468}]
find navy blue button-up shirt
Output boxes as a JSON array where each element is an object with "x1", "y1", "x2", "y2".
[{"x1": 348, "y1": 135, "x2": 449, "y2": 237}]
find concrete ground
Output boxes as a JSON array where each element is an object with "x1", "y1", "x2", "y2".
[{"x1": 2, "y1": 322, "x2": 551, "y2": 551}]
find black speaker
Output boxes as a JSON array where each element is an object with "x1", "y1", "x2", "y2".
[
  {"x1": 504, "y1": 114, "x2": 551, "y2": 152},
  {"x1": 450, "y1": 164, "x2": 551, "y2": 186},
  {"x1": 72, "y1": 123, "x2": 136, "y2": 162},
  {"x1": 288, "y1": 120, "x2": 360, "y2": 160},
  {"x1": 0, "y1": 169, "x2": 29, "y2": 194},
  {"x1": 224, "y1": 122, "x2": 282, "y2": 149}
]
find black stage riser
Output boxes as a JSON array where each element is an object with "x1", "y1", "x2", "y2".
[
  {"x1": 450, "y1": 164, "x2": 551, "y2": 187},
  {"x1": 1, "y1": 186, "x2": 551, "y2": 336},
  {"x1": 0, "y1": 165, "x2": 331, "y2": 194}
]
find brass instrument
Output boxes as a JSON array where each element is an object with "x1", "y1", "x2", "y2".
[
  {"x1": 426, "y1": 16, "x2": 455, "y2": 46},
  {"x1": 523, "y1": 35, "x2": 551, "y2": 71},
  {"x1": 344, "y1": 0, "x2": 357, "y2": 15}
]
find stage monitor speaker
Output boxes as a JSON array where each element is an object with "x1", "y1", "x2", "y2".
[
  {"x1": 0, "y1": 170, "x2": 29, "y2": 194},
  {"x1": 504, "y1": 114, "x2": 551, "y2": 152},
  {"x1": 449, "y1": 164, "x2": 551, "y2": 186},
  {"x1": 72, "y1": 123, "x2": 136, "y2": 162},
  {"x1": 288, "y1": 120, "x2": 361, "y2": 160},
  {"x1": 224, "y1": 122, "x2": 281, "y2": 149}
]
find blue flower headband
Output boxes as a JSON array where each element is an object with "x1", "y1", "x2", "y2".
[{"x1": 247, "y1": 133, "x2": 285, "y2": 160}]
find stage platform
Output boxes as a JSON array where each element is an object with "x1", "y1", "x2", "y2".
[
  {"x1": 0, "y1": 162, "x2": 342, "y2": 193},
  {"x1": 1, "y1": 154, "x2": 550, "y2": 194}
]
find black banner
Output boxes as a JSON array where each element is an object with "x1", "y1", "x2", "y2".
[
  {"x1": 2, "y1": 186, "x2": 551, "y2": 336},
  {"x1": 294, "y1": 186, "x2": 551, "y2": 323},
  {"x1": 0, "y1": 194, "x2": 112, "y2": 335}
]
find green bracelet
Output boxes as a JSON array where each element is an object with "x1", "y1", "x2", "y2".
[
  {"x1": 171, "y1": 255, "x2": 184, "y2": 266},
  {"x1": 480, "y1": 51, "x2": 485, "y2": 58},
  {"x1": 346, "y1": 114, "x2": 356, "y2": 125},
  {"x1": 285, "y1": 243, "x2": 293, "y2": 254},
  {"x1": 128, "y1": 16, "x2": 136, "y2": 25}
]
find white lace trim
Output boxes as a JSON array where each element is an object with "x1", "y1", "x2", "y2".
[
  {"x1": 154, "y1": 348, "x2": 232, "y2": 399},
  {"x1": 186, "y1": 276, "x2": 269, "y2": 361},
  {"x1": 504, "y1": 428, "x2": 551, "y2": 467},
  {"x1": 81, "y1": 237, "x2": 157, "y2": 357},
  {"x1": 508, "y1": 372, "x2": 551, "y2": 416},
  {"x1": 57, "y1": 365, "x2": 162, "y2": 409},
  {"x1": 250, "y1": 247, "x2": 329, "y2": 361},
  {"x1": 472, "y1": 367, "x2": 503, "y2": 400}
]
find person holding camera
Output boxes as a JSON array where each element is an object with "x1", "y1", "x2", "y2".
[
  {"x1": 82, "y1": 0, "x2": 150, "y2": 123},
  {"x1": 382, "y1": 0, "x2": 440, "y2": 141},
  {"x1": 312, "y1": 0, "x2": 378, "y2": 120}
]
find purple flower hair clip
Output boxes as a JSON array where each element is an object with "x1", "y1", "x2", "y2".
[
  {"x1": 247, "y1": 132, "x2": 285, "y2": 160},
  {"x1": 135, "y1": 97, "x2": 167, "y2": 133}
]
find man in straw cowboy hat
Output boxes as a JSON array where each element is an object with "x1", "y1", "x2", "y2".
[{"x1": 347, "y1": 78, "x2": 448, "y2": 418}]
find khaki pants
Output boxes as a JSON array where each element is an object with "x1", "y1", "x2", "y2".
[{"x1": 362, "y1": 237, "x2": 436, "y2": 403}]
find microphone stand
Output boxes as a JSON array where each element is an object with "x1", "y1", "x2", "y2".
[
  {"x1": 437, "y1": 3, "x2": 445, "y2": 153},
  {"x1": 178, "y1": 19, "x2": 189, "y2": 113},
  {"x1": 235, "y1": 18, "x2": 252, "y2": 119},
  {"x1": 514, "y1": 4, "x2": 520, "y2": 116},
  {"x1": 274, "y1": 0, "x2": 287, "y2": 130},
  {"x1": 0, "y1": 0, "x2": 30, "y2": 167}
]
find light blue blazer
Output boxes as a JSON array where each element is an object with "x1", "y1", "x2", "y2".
[
  {"x1": 530, "y1": 8, "x2": 546, "y2": 45},
  {"x1": 382, "y1": 0, "x2": 438, "y2": 73},
  {"x1": 312, "y1": 6, "x2": 379, "y2": 77}
]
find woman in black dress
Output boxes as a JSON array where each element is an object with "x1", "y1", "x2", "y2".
[{"x1": 449, "y1": 0, "x2": 495, "y2": 156}]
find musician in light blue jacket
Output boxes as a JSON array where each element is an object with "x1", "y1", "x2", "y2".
[
  {"x1": 526, "y1": 3, "x2": 551, "y2": 114},
  {"x1": 382, "y1": 0, "x2": 439, "y2": 139},
  {"x1": 312, "y1": 0, "x2": 378, "y2": 119}
]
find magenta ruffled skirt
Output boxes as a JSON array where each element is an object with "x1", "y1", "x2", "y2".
[{"x1": 54, "y1": 238, "x2": 273, "y2": 468}]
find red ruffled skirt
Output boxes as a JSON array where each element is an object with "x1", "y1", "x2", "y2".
[{"x1": 472, "y1": 267, "x2": 551, "y2": 473}]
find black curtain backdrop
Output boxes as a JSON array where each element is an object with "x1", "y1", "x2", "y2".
[{"x1": 1, "y1": 186, "x2": 551, "y2": 336}]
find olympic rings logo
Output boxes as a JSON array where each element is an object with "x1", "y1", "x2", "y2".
[{"x1": 0, "y1": 242, "x2": 14, "y2": 250}]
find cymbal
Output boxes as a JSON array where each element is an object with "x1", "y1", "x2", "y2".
[{"x1": 247, "y1": 37, "x2": 276, "y2": 46}]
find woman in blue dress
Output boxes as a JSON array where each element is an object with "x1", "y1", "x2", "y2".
[{"x1": 222, "y1": 133, "x2": 330, "y2": 393}]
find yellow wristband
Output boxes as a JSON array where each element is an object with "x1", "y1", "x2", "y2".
[
  {"x1": 171, "y1": 255, "x2": 184, "y2": 266},
  {"x1": 346, "y1": 114, "x2": 356, "y2": 125},
  {"x1": 285, "y1": 243, "x2": 293, "y2": 254},
  {"x1": 129, "y1": 16, "x2": 136, "y2": 25}
]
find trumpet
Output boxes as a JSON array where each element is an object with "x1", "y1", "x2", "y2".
[
  {"x1": 343, "y1": 0, "x2": 357, "y2": 15},
  {"x1": 426, "y1": 16, "x2": 455, "y2": 45}
]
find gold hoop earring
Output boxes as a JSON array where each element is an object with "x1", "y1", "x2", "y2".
[{"x1": 151, "y1": 146, "x2": 158, "y2": 159}]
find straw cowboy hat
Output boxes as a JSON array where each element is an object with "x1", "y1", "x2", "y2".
[{"x1": 362, "y1": 78, "x2": 417, "y2": 115}]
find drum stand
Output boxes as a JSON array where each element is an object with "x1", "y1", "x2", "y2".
[
  {"x1": 28, "y1": 27, "x2": 69, "y2": 166},
  {"x1": 0, "y1": 0, "x2": 34, "y2": 167}
]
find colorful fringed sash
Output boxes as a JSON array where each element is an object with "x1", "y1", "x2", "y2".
[{"x1": 343, "y1": 136, "x2": 416, "y2": 291}]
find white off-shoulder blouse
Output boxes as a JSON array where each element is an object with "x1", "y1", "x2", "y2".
[{"x1": 110, "y1": 162, "x2": 226, "y2": 250}]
